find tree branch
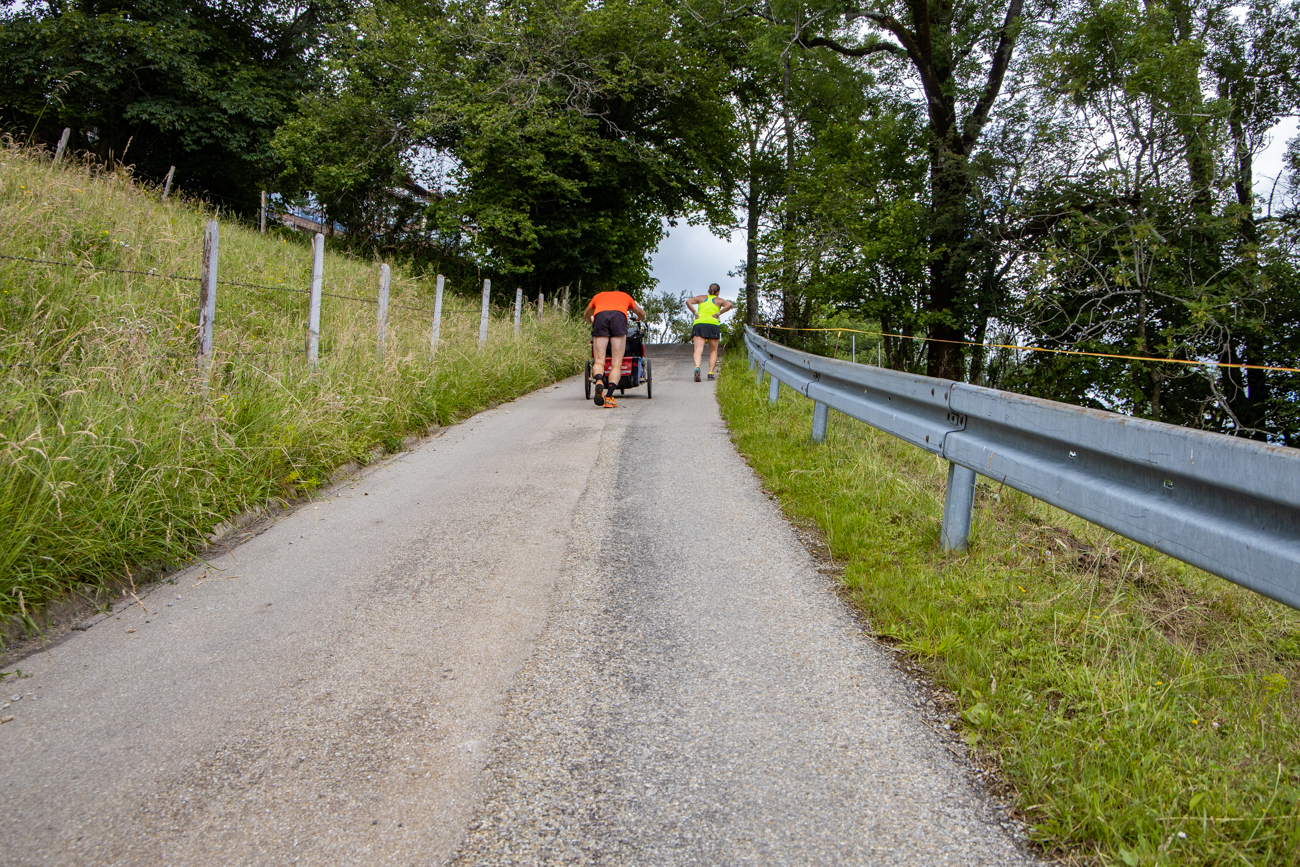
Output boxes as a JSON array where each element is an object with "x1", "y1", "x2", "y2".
[
  {"x1": 961, "y1": 0, "x2": 1025, "y2": 153},
  {"x1": 798, "y1": 34, "x2": 906, "y2": 58}
]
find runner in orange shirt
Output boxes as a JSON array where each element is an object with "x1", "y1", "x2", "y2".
[{"x1": 584, "y1": 290, "x2": 647, "y2": 408}]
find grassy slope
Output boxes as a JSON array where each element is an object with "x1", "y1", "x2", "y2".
[
  {"x1": 718, "y1": 353, "x2": 1300, "y2": 867},
  {"x1": 0, "y1": 146, "x2": 588, "y2": 635}
]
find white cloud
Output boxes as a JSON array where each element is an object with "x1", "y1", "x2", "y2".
[{"x1": 648, "y1": 221, "x2": 744, "y2": 302}]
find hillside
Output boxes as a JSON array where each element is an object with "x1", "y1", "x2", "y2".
[
  {"x1": 718, "y1": 354, "x2": 1300, "y2": 866},
  {"x1": 0, "y1": 145, "x2": 588, "y2": 638}
]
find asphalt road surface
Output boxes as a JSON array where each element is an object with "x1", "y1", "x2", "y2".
[{"x1": 1, "y1": 345, "x2": 1035, "y2": 866}]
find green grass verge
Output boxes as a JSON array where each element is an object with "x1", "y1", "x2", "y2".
[
  {"x1": 1, "y1": 145, "x2": 589, "y2": 636},
  {"x1": 718, "y1": 353, "x2": 1300, "y2": 867}
]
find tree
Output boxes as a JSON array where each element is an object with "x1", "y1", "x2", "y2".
[
  {"x1": 786, "y1": 0, "x2": 1029, "y2": 379},
  {"x1": 421, "y1": 0, "x2": 738, "y2": 296},
  {"x1": 0, "y1": 0, "x2": 344, "y2": 209}
]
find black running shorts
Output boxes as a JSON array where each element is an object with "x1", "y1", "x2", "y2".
[
  {"x1": 592, "y1": 309, "x2": 629, "y2": 338},
  {"x1": 691, "y1": 323, "x2": 721, "y2": 340}
]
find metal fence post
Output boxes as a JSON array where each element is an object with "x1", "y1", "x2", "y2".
[
  {"x1": 479, "y1": 279, "x2": 491, "y2": 346},
  {"x1": 768, "y1": 374, "x2": 781, "y2": 402},
  {"x1": 941, "y1": 462, "x2": 977, "y2": 551},
  {"x1": 431, "y1": 274, "x2": 444, "y2": 355},
  {"x1": 377, "y1": 264, "x2": 390, "y2": 360},
  {"x1": 196, "y1": 221, "x2": 218, "y2": 393},
  {"x1": 514, "y1": 287, "x2": 522, "y2": 335},
  {"x1": 538, "y1": 291, "x2": 545, "y2": 320},
  {"x1": 307, "y1": 233, "x2": 323, "y2": 367},
  {"x1": 812, "y1": 401, "x2": 829, "y2": 443}
]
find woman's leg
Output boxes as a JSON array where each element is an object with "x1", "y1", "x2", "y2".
[
  {"x1": 692, "y1": 335, "x2": 705, "y2": 370},
  {"x1": 707, "y1": 338, "x2": 720, "y2": 374}
]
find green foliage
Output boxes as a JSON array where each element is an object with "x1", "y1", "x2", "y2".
[
  {"x1": 0, "y1": 0, "x2": 345, "y2": 209},
  {"x1": 426, "y1": 0, "x2": 737, "y2": 292},
  {"x1": 0, "y1": 145, "x2": 588, "y2": 635},
  {"x1": 273, "y1": 0, "x2": 738, "y2": 296},
  {"x1": 272, "y1": 1, "x2": 448, "y2": 243},
  {"x1": 719, "y1": 353, "x2": 1300, "y2": 866}
]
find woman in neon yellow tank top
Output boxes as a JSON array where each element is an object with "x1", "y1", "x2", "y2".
[{"x1": 686, "y1": 283, "x2": 735, "y2": 382}]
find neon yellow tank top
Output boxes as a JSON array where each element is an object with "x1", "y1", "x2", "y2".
[{"x1": 694, "y1": 296, "x2": 722, "y2": 326}]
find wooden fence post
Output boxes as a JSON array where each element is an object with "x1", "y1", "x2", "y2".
[
  {"x1": 377, "y1": 264, "x2": 390, "y2": 360},
  {"x1": 161, "y1": 166, "x2": 175, "y2": 201},
  {"x1": 561, "y1": 284, "x2": 570, "y2": 316},
  {"x1": 431, "y1": 274, "x2": 445, "y2": 355},
  {"x1": 260, "y1": 191, "x2": 267, "y2": 234},
  {"x1": 479, "y1": 279, "x2": 491, "y2": 346},
  {"x1": 197, "y1": 221, "x2": 219, "y2": 393},
  {"x1": 538, "y1": 291, "x2": 545, "y2": 321},
  {"x1": 307, "y1": 233, "x2": 323, "y2": 368},
  {"x1": 514, "y1": 287, "x2": 523, "y2": 336},
  {"x1": 53, "y1": 128, "x2": 71, "y2": 165}
]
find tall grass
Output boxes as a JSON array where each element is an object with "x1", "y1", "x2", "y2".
[
  {"x1": 718, "y1": 354, "x2": 1300, "y2": 867},
  {"x1": 0, "y1": 144, "x2": 588, "y2": 636}
]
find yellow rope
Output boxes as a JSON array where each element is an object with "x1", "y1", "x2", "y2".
[{"x1": 757, "y1": 325, "x2": 1300, "y2": 376}]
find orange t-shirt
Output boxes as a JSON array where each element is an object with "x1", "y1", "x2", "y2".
[{"x1": 589, "y1": 291, "x2": 637, "y2": 315}]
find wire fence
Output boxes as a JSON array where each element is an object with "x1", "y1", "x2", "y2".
[
  {"x1": 755, "y1": 324, "x2": 1300, "y2": 376},
  {"x1": 1, "y1": 221, "x2": 574, "y2": 379},
  {"x1": 0, "y1": 251, "x2": 461, "y2": 315}
]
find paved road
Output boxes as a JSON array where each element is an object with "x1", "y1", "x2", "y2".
[{"x1": 2, "y1": 345, "x2": 1034, "y2": 866}]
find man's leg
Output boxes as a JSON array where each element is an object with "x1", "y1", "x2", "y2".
[
  {"x1": 608, "y1": 335, "x2": 627, "y2": 391},
  {"x1": 693, "y1": 335, "x2": 704, "y2": 381},
  {"x1": 592, "y1": 335, "x2": 610, "y2": 405},
  {"x1": 707, "y1": 338, "x2": 720, "y2": 375}
]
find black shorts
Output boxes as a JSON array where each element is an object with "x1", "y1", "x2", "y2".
[
  {"x1": 591, "y1": 310, "x2": 628, "y2": 338},
  {"x1": 691, "y1": 323, "x2": 721, "y2": 340}
]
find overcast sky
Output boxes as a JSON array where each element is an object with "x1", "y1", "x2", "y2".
[
  {"x1": 648, "y1": 222, "x2": 743, "y2": 302},
  {"x1": 649, "y1": 118, "x2": 1299, "y2": 304}
]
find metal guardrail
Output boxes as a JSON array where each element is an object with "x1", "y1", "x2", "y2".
[{"x1": 745, "y1": 326, "x2": 1300, "y2": 611}]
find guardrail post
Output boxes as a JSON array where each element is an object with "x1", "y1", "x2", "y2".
[
  {"x1": 941, "y1": 462, "x2": 977, "y2": 551},
  {"x1": 307, "y1": 233, "x2": 323, "y2": 368},
  {"x1": 431, "y1": 274, "x2": 444, "y2": 355},
  {"x1": 768, "y1": 374, "x2": 781, "y2": 402},
  {"x1": 376, "y1": 264, "x2": 390, "y2": 360},
  {"x1": 479, "y1": 278, "x2": 491, "y2": 346},
  {"x1": 196, "y1": 220, "x2": 218, "y2": 393},
  {"x1": 812, "y1": 401, "x2": 829, "y2": 443},
  {"x1": 755, "y1": 361, "x2": 764, "y2": 387},
  {"x1": 514, "y1": 287, "x2": 522, "y2": 335}
]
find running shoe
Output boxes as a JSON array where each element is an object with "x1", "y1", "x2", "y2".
[
  {"x1": 601, "y1": 395, "x2": 618, "y2": 408},
  {"x1": 593, "y1": 377, "x2": 605, "y2": 407},
  {"x1": 707, "y1": 373, "x2": 715, "y2": 381},
  {"x1": 694, "y1": 367, "x2": 701, "y2": 382}
]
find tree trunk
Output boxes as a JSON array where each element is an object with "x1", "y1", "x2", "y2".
[
  {"x1": 925, "y1": 128, "x2": 971, "y2": 380},
  {"x1": 745, "y1": 131, "x2": 761, "y2": 326},
  {"x1": 780, "y1": 51, "x2": 798, "y2": 328}
]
